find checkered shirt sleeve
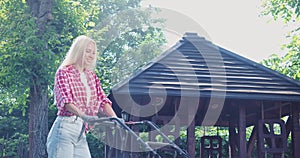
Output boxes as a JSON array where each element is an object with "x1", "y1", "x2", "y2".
[
  {"x1": 94, "y1": 73, "x2": 112, "y2": 110},
  {"x1": 54, "y1": 68, "x2": 76, "y2": 116}
]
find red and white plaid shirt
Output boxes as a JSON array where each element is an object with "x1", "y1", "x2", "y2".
[{"x1": 54, "y1": 65, "x2": 112, "y2": 116}]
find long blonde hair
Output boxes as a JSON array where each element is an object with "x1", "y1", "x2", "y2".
[{"x1": 60, "y1": 35, "x2": 97, "y2": 70}]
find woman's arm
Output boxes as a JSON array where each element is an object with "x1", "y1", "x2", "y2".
[
  {"x1": 93, "y1": 73, "x2": 117, "y2": 117},
  {"x1": 103, "y1": 103, "x2": 117, "y2": 117},
  {"x1": 65, "y1": 103, "x2": 85, "y2": 117}
]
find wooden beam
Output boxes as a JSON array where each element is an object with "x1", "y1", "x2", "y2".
[
  {"x1": 292, "y1": 106, "x2": 300, "y2": 158},
  {"x1": 247, "y1": 126, "x2": 257, "y2": 158},
  {"x1": 238, "y1": 105, "x2": 247, "y2": 157},
  {"x1": 257, "y1": 102, "x2": 264, "y2": 158},
  {"x1": 187, "y1": 119, "x2": 195, "y2": 158},
  {"x1": 229, "y1": 120, "x2": 237, "y2": 158}
]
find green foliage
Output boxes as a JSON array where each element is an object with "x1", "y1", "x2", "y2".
[
  {"x1": 261, "y1": 0, "x2": 300, "y2": 81},
  {"x1": 0, "y1": 0, "x2": 91, "y2": 155},
  {"x1": 261, "y1": 0, "x2": 300, "y2": 22},
  {"x1": 98, "y1": 27, "x2": 166, "y2": 87},
  {"x1": 0, "y1": 0, "x2": 165, "y2": 157},
  {"x1": 87, "y1": 133, "x2": 106, "y2": 158},
  {"x1": 88, "y1": 1, "x2": 166, "y2": 90},
  {"x1": 262, "y1": 51, "x2": 300, "y2": 80},
  {"x1": 0, "y1": 133, "x2": 29, "y2": 158},
  {"x1": 1, "y1": 0, "x2": 165, "y2": 110},
  {"x1": 0, "y1": 0, "x2": 37, "y2": 90},
  {"x1": 0, "y1": 88, "x2": 29, "y2": 157}
]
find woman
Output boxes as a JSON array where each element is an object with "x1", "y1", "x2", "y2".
[{"x1": 47, "y1": 35, "x2": 117, "y2": 158}]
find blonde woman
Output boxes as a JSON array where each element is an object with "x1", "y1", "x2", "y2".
[{"x1": 47, "y1": 35, "x2": 117, "y2": 158}]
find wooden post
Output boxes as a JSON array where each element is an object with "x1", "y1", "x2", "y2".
[
  {"x1": 184, "y1": 96, "x2": 198, "y2": 158},
  {"x1": 187, "y1": 119, "x2": 195, "y2": 158},
  {"x1": 257, "y1": 127, "x2": 264, "y2": 157},
  {"x1": 292, "y1": 106, "x2": 300, "y2": 158},
  {"x1": 238, "y1": 105, "x2": 247, "y2": 157},
  {"x1": 247, "y1": 126, "x2": 257, "y2": 158},
  {"x1": 229, "y1": 117, "x2": 237, "y2": 158},
  {"x1": 257, "y1": 103, "x2": 264, "y2": 158}
]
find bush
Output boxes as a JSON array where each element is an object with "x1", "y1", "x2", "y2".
[{"x1": 0, "y1": 133, "x2": 29, "y2": 158}]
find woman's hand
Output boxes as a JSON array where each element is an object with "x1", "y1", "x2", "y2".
[{"x1": 81, "y1": 115, "x2": 98, "y2": 125}]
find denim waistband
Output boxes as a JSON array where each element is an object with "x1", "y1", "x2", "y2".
[{"x1": 57, "y1": 115, "x2": 84, "y2": 123}]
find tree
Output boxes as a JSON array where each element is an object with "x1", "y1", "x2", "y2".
[
  {"x1": 0, "y1": 0, "x2": 52, "y2": 157},
  {"x1": 26, "y1": 0, "x2": 54, "y2": 157},
  {"x1": 0, "y1": 0, "x2": 93, "y2": 157},
  {"x1": 87, "y1": 1, "x2": 166, "y2": 87},
  {"x1": 97, "y1": 25, "x2": 166, "y2": 87},
  {"x1": 261, "y1": 0, "x2": 300, "y2": 80},
  {"x1": 0, "y1": 0, "x2": 165, "y2": 157}
]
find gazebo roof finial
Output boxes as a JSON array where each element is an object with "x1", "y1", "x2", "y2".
[{"x1": 181, "y1": 32, "x2": 208, "y2": 43}]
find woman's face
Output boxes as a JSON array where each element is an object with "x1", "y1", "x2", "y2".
[{"x1": 83, "y1": 42, "x2": 96, "y2": 68}]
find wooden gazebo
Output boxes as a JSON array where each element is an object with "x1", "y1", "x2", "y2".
[{"x1": 108, "y1": 32, "x2": 300, "y2": 157}]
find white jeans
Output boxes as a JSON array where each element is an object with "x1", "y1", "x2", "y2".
[{"x1": 46, "y1": 116, "x2": 91, "y2": 158}]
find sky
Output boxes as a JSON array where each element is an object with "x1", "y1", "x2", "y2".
[{"x1": 141, "y1": 0, "x2": 291, "y2": 62}]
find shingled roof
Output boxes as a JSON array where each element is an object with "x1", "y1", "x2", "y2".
[{"x1": 109, "y1": 32, "x2": 300, "y2": 102}]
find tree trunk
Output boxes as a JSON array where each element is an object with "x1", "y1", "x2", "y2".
[
  {"x1": 26, "y1": 0, "x2": 53, "y2": 157},
  {"x1": 29, "y1": 84, "x2": 48, "y2": 158}
]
